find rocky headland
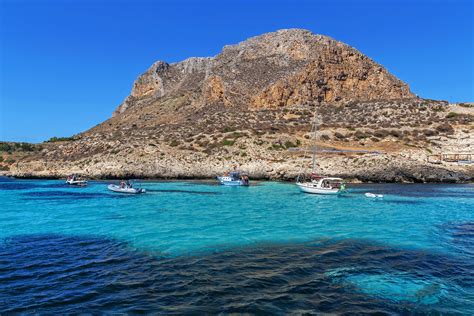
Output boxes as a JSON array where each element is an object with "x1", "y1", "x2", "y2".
[{"x1": 1, "y1": 29, "x2": 473, "y2": 182}]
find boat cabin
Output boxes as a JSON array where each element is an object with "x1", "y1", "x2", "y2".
[{"x1": 312, "y1": 177, "x2": 344, "y2": 189}]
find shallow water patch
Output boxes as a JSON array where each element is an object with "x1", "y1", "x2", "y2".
[{"x1": 327, "y1": 269, "x2": 446, "y2": 304}]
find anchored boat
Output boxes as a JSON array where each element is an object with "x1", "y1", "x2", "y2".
[
  {"x1": 108, "y1": 180, "x2": 145, "y2": 194},
  {"x1": 296, "y1": 175, "x2": 345, "y2": 195},
  {"x1": 296, "y1": 109, "x2": 346, "y2": 195},
  {"x1": 217, "y1": 171, "x2": 249, "y2": 186},
  {"x1": 66, "y1": 174, "x2": 88, "y2": 186},
  {"x1": 365, "y1": 192, "x2": 384, "y2": 198}
]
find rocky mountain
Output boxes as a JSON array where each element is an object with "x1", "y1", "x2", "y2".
[
  {"x1": 114, "y1": 29, "x2": 412, "y2": 116},
  {"x1": 4, "y1": 29, "x2": 473, "y2": 182}
]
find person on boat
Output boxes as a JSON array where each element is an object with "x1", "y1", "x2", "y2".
[
  {"x1": 126, "y1": 180, "x2": 132, "y2": 188},
  {"x1": 120, "y1": 181, "x2": 126, "y2": 188}
]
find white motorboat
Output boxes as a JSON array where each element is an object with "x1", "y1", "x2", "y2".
[
  {"x1": 295, "y1": 109, "x2": 346, "y2": 195},
  {"x1": 66, "y1": 179, "x2": 88, "y2": 186},
  {"x1": 108, "y1": 184, "x2": 145, "y2": 194},
  {"x1": 66, "y1": 175, "x2": 87, "y2": 186}
]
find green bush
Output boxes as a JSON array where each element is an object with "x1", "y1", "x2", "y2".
[
  {"x1": 18, "y1": 143, "x2": 36, "y2": 151},
  {"x1": 0, "y1": 143, "x2": 12, "y2": 152},
  {"x1": 221, "y1": 139, "x2": 235, "y2": 146},
  {"x1": 446, "y1": 112, "x2": 458, "y2": 119},
  {"x1": 0, "y1": 142, "x2": 38, "y2": 152},
  {"x1": 46, "y1": 136, "x2": 75, "y2": 142}
]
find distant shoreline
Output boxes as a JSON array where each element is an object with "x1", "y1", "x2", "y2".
[{"x1": 1, "y1": 174, "x2": 471, "y2": 184}]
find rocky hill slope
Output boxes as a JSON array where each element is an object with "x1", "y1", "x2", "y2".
[
  {"x1": 113, "y1": 29, "x2": 412, "y2": 116},
  {"x1": 4, "y1": 29, "x2": 473, "y2": 182}
]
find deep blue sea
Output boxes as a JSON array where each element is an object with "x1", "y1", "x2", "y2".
[{"x1": 1, "y1": 177, "x2": 473, "y2": 314}]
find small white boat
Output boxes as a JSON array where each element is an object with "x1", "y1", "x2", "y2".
[
  {"x1": 297, "y1": 177, "x2": 346, "y2": 195},
  {"x1": 217, "y1": 171, "x2": 249, "y2": 186},
  {"x1": 365, "y1": 192, "x2": 384, "y2": 198},
  {"x1": 108, "y1": 184, "x2": 145, "y2": 194},
  {"x1": 66, "y1": 175, "x2": 87, "y2": 186},
  {"x1": 66, "y1": 179, "x2": 88, "y2": 186}
]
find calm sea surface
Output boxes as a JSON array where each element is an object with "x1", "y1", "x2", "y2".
[{"x1": 1, "y1": 178, "x2": 473, "y2": 314}]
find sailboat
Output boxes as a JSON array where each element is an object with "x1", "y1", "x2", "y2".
[{"x1": 296, "y1": 109, "x2": 346, "y2": 195}]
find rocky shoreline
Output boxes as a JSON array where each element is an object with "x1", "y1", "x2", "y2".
[{"x1": 4, "y1": 149, "x2": 473, "y2": 184}]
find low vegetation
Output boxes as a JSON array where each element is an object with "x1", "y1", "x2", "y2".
[
  {"x1": 0, "y1": 142, "x2": 38, "y2": 152},
  {"x1": 45, "y1": 136, "x2": 76, "y2": 143}
]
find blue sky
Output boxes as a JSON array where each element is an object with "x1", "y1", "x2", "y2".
[{"x1": 0, "y1": 0, "x2": 472, "y2": 143}]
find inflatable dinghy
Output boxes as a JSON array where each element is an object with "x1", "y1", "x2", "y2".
[
  {"x1": 365, "y1": 192, "x2": 384, "y2": 198},
  {"x1": 108, "y1": 184, "x2": 145, "y2": 194}
]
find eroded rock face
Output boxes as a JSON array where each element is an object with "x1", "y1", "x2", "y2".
[{"x1": 114, "y1": 29, "x2": 414, "y2": 116}]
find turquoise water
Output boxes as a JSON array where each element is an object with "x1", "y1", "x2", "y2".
[
  {"x1": 2, "y1": 180, "x2": 473, "y2": 255},
  {"x1": 1, "y1": 179, "x2": 473, "y2": 313}
]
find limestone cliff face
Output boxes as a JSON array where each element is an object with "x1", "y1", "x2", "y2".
[
  {"x1": 114, "y1": 57, "x2": 213, "y2": 115},
  {"x1": 114, "y1": 29, "x2": 414, "y2": 116}
]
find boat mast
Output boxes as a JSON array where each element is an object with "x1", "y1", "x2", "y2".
[
  {"x1": 310, "y1": 106, "x2": 318, "y2": 173},
  {"x1": 296, "y1": 103, "x2": 319, "y2": 183}
]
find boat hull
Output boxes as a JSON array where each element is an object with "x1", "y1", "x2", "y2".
[
  {"x1": 296, "y1": 182, "x2": 341, "y2": 195},
  {"x1": 66, "y1": 180, "x2": 87, "y2": 186},
  {"x1": 216, "y1": 177, "x2": 248, "y2": 186},
  {"x1": 107, "y1": 184, "x2": 145, "y2": 194}
]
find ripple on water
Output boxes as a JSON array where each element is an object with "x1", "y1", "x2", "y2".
[
  {"x1": 440, "y1": 221, "x2": 474, "y2": 258},
  {"x1": 0, "y1": 235, "x2": 473, "y2": 314},
  {"x1": 146, "y1": 189, "x2": 221, "y2": 195},
  {"x1": 21, "y1": 191, "x2": 131, "y2": 200}
]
